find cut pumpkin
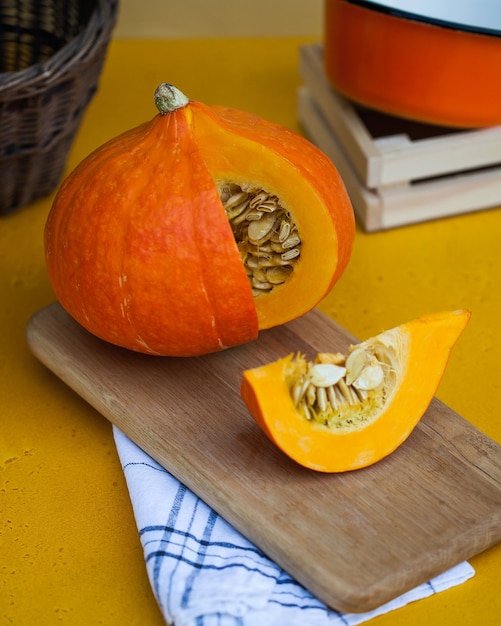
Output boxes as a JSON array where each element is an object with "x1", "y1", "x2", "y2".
[
  {"x1": 44, "y1": 84, "x2": 354, "y2": 357},
  {"x1": 241, "y1": 310, "x2": 471, "y2": 472}
]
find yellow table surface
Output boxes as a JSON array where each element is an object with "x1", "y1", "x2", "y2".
[{"x1": 2, "y1": 37, "x2": 500, "y2": 625}]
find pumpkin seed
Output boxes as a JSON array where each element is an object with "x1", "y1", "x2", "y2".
[
  {"x1": 337, "y1": 378, "x2": 357, "y2": 405},
  {"x1": 219, "y1": 184, "x2": 241, "y2": 204},
  {"x1": 247, "y1": 212, "x2": 276, "y2": 243},
  {"x1": 281, "y1": 248, "x2": 300, "y2": 261},
  {"x1": 257, "y1": 201, "x2": 278, "y2": 212},
  {"x1": 252, "y1": 268, "x2": 268, "y2": 283},
  {"x1": 245, "y1": 255, "x2": 260, "y2": 269},
  {"x1": 345, "y1": 347, "x2": 367, "y2": 386},
  {"x1": 352, "y1": 364, "x2": 384, "y2": 391},
  {"x1": 309, "y1": 363, "x2": 346, "y2": 387},
  {"x1": 326, "y1": 385, "x2": 339, "y2": 409},
  {"x1": 316, "y1": 386, "x2": 328, "y2": 412},
  {"x1": 292, "y1": 379, "x2": 311, "y2": 406},
  {"x1": 278, "y1": 221, "x2": 291, "y2": 243},
  {"x1": 306, "y1": 383, "x2": 317, "y2": 406},
  {"x1": 232, "y1": 204, "x2": 254, "y2": 226},
  {"x1": 246, "y1": 211, "x2": 264, "y2": 221},
  {"x1": 251, "y1": 279, "x2": 273, "y2": 290},
  {"x1": 248, "y1": 251, "x2": 272, "y2": 262},
  {"x1": 226, "y1": 202, "x2": 250, "y2": 220},
  {"x1": 224, "y1": 191, "x2": 249, "y2": 211},
  {"x1": 281, "y1": 233, "x2": 301, "y2": 250},
  {"x1": 249, "y1": 191, "x2": 271, "y2": 208}
]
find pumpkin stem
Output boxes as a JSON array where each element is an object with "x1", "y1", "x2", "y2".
[{"x1": 154, "y1": 84, "x2": 189, "y2": 115}]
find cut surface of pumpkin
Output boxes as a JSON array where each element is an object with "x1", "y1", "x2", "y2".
[
  {"x1": 44, "y1": 84, "x2": 354, "y2": 356},
  {"x1": 241, "y1": 310, "x2": 471, "y2": 472}
]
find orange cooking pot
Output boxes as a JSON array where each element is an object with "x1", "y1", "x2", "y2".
[{"x1": 324, "y1": 0, "x2": 501, "y2": 127}]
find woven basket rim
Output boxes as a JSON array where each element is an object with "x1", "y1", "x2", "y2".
[{"x1": 0, "y1": 0, "x2": 119, "y2": 97}]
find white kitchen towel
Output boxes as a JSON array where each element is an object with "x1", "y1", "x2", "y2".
[{"x1": 113, "y1": 427, "x2": 475, "y2": 626}]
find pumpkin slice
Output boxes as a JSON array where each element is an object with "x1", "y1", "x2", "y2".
[
  {"x1": 241, "y1": 310, "x2": 471, "y2": 472},
  {"x1": 44, "y1": 84, "x2": 354, "y2": 356}
]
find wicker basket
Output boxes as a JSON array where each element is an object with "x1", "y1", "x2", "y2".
[{"x1": 0, "y1": 0, "x2": 119, "y2": 215}]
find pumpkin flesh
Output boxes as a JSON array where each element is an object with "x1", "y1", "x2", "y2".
[
  {"x1": 241, "y1": 310, "x2": 471, "y2": 472},
  {"x1": 188, "y1": 101, "x2": 354, "y2": 330}
]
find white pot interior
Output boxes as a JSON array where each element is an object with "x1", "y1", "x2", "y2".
[{"x1": 360, "y1": 0, "x2": 501, "y2": 34}]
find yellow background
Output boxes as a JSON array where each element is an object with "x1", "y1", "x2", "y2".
[
  {"x1": 2, "y1": 3, "x2": 500, "y2": 625},
  {"x1": 115, "y1": 0, "x2": 323, "y2": 38}
]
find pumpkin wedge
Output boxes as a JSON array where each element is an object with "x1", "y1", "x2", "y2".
[
  {"x1": 241, "y1": 310, "x2": 471, "y2": 472},
  {"x1": 44, "y1": 84, "x2": 354, "y2": 357}
]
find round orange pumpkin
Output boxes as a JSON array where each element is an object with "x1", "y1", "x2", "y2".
[{"x1": 44, "y1": 84, "x2": 354, "y2": 356}]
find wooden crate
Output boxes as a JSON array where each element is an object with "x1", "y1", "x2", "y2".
[{"x1": 298, "y1": 43, "x2": 501, "y2": 232}]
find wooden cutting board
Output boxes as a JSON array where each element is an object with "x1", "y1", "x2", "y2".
[{"x1": 26, "y1": 302, "x2": 501, "y2": 613}]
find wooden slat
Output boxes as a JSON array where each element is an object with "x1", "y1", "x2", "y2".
[{"x1": 26, "y1": 303, "x2": 501, "y2": 614}]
